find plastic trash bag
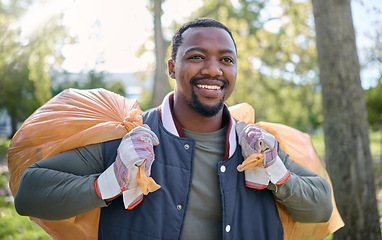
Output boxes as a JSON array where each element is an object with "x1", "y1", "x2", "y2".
[{"x1": 8, "y1": 88, "x2": 142, "y2": 240}]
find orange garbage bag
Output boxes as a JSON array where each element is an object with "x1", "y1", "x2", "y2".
[
  {"x1": 229, "y1": 103, "x2": 344, "y2": 240},
  {"x1": 8, "y1": 88, "x2": 143, "y2": 240},
  {"x1": 8, "y1": 90, "x2": 343, "y2": 240}
]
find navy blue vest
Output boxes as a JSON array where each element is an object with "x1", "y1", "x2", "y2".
[{"x1": 98, "y1": 108, "x2": 283, "y2": 240}]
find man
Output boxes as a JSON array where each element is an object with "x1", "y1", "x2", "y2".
[{"x1": 15, "y1": 18, "x2": 332, "y2": 239}]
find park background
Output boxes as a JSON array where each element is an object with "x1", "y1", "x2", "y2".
[{"x1": 0, "y1": 0, "x2": 381, "y2": 239}]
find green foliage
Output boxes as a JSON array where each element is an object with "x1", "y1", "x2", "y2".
[
  {"x1": 0, "y1": 171, "x2": 8, "y2": 188},
  {"x1": 366, "y1": 81, "x2": 382, "y2": 164},
  {"x1": 108, "y1": 81, "x2": 126, "y2": 96},
  {"x1": 309, "y1": 131, "x2": 325, "y2": 158},
  {"x1": 0, "y1": 0, "x2": 69, "y2": 137},
  {"x1": 370, "y1": 130, "x2": 382, "y2": 162},
  {"x1": 0, "y1": 26, "x2": 38, "y2": 126},
  {"x1": 82, "y1": 70, "x2": 107, "y2": 89},
  {"x1": 366, "y1": 80, "x2": 382, "y2": 130},
  {"x1": 138, "y1": 89, "x2": 155, "y2": 111},
  {"x1": 0, "y1": 139, "x2": 10, "y2": 157}
]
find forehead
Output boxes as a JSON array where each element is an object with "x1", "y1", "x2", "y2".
[{"x1": 177, "y1": 27, "x2": 236, "y2": 57}]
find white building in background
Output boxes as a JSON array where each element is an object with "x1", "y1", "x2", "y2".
[{"x1": 0, "y1": 110, "x2": 11, "y2": 138}]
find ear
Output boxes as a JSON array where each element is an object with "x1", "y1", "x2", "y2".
[{"x1": 168, "y1": 59, "x2": 176, "y2": 79}]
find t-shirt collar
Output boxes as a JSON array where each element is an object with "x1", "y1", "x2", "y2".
[{"x1": 159, "y1": 92, "x2": 237, "y2": 160}]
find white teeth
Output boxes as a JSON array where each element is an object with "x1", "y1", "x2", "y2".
[{"x1": 197, "y1": 84, "x2": 221, "y2": 90}]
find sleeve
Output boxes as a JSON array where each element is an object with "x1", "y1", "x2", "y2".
[
  {"x1": 14, "y1": 143, "x2": 108, "y2": 221},
  {"x1": 267, "y1": 149, "x2": 333, "y2": 223}
]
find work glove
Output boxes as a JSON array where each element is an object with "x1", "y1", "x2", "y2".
[
  {"x1": 96, "y1": 124, "x2": 160, "y2": 209},
  {"x1": 236, "y1": 121, "x2": 290, "y2": 189}
]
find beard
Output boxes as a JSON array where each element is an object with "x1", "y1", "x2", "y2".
[{"x1": 188, "y1": 88, "x2": 226, "y2": 118}]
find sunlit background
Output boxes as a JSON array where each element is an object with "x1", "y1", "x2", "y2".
[
  {"x1": 14, "y1": 0, "x2": 381, "y2": 85},
  {"x1": 0, "y1": 0, "x2": 381, "y2": 138},
  {"x1": 17, "y1": 0, "x2": 204, "y2": 72}
]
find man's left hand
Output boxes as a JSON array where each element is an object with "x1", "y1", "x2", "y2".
[{"x1": 236, "y1": 122, "x2": 290, "y2": 189}]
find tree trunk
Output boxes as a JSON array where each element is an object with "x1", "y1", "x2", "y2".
[
  {"x1": 311, "y1": 0, "x2": 381, "y2": 239},
  {"x1": 151, "y1": 0, "x2": 170, "y2": 107}
]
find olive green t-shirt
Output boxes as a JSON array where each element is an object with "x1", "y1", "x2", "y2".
[{"x1": 181, "y1": 126, "x2": 227, "y2": 240}]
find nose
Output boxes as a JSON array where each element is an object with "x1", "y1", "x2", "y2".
[{"x1": 200, "y1": 58, "x2": 223, "y2": 77}]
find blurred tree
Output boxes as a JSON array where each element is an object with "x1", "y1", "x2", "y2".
[
  {"x1": 50, "y1": 71, "x2": 80, "y2": 96},
  {"x1": 148, "y1": 0, "x2": 171, "y2": 107},
  {"x1": 107, "y1": 81, "x2": 126, "y2": 97},
  {"x1": 366, "y1": 80, "x2": 382, "y2": 156},
  {"x1": 311, "y1": 0, "x2": 381, "y2": 239},
  {"x1": 0, "y1": 0, "x2": 67, "y2": 138},
  {"x1": 82, "y1": 70, "x2": 106, "y2": 89}
]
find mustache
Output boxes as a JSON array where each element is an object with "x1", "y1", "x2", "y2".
[{"x1": 190, "y1": 77, "x2": 228, "y2": 88}]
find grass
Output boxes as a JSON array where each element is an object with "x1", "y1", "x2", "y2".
[
  {"x1": 310, "y1": 129, "x2": 382, "y2": 160},
  {"x1": 0, "y1": 139, "x2": 50, "y2": 240},
  {"x1": 0, "y1": 201, "x2": 51, "y2": 240},
  {"x1": 0, "y1": 178, "x2": 51, "y2": 239},
  {"x1": 370, "y1": 130, "x2": 382, "y2": 158},
  {"x1": 310, "y1": 132, "x2": 326, "y2": 158}
]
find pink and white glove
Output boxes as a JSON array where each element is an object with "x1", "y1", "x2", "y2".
[
  {"x1": 236, "y1": 121, "x2": 290, "y2": 189},
  {"x1": 96, "y1": 124, "x2": 159, "y2": 209}
]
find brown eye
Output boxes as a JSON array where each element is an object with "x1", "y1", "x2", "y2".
[{"x1": 222, "y1": 57, "x2": 233, "y2": 64}]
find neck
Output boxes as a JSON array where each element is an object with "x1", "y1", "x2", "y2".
[{"x1": 174, "y1": 105, "x2": 224, "y2": 133}]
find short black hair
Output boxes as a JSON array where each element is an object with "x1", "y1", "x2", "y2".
[{"x1": 170, "y1": 18, "x2": 236, "y2": 61}]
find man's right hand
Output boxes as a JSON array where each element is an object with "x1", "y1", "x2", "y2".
[{"x1": 95, "y1": 125, "x2": 159, "y2": 208}]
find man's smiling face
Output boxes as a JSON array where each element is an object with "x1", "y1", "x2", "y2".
[{"x1": 169, "y1": 26, "x2": 237, "y2": 118}]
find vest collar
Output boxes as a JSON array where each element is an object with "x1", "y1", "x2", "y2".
[{"x1": 159, "y1": 92, "x2": 237, "y2": 160}]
